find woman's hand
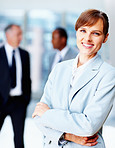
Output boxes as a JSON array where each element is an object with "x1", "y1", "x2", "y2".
[
  {"x1": 32, "y1": 102, "x2": 50, "y2": 118},
  {"x1": 64, "y1": 133, "x2": 98, "y2": 146}
]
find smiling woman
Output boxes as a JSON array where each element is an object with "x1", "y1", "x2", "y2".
[
  {"x1": 76, "y1": 19, "x2": 108, "y2": 65},
  {"x1": 33, "y1": 9, "x2": 115, "y2": 148},
  {"x1": 75, "y1": 9, "x2": 109, "y2": 66}
]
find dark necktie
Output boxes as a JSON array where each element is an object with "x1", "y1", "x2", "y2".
[{"x1": 10, "y1": 50, "x2": 16, "y2": 88}]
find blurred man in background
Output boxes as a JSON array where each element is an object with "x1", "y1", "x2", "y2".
[
  {"x1": 50, "y1": 27, "x2": 78, "y2": 70},
  {"x1": 41, "y1": 27, "x2": 78, "y2": 93},
  {"x1": 0, "y1": 24, "x2": 31, "y2": 148}
]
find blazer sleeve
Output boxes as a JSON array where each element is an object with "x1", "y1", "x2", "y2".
[
  {"x1": 33, "y1": 66, "x2": 65, "y2": 146},
  {"x1": 33, "y1": 116, "x2": 64, "y2": 146},
  {"x1": 39, "y1": 68, "x2": 115, "y2": 137}
]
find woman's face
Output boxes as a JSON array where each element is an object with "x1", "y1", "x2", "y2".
[{"x1": 76, "y1": 19, "x2": 108, "y2": 57}]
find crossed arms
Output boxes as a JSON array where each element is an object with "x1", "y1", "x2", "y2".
[{"x1": 32, "y1": 102, "x2": 98, "y2": 146}]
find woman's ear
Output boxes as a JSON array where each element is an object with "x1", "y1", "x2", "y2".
[{"x1": 103, "y1": 33, "x2": 109, "y2": 43}]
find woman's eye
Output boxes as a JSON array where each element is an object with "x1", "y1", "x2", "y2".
[
  {"x1": 93, "y1": 32, "x2": 100, "y2": 36},
  {"x1": 80, "y1": 30, "x2": 86, "y2": 33}
]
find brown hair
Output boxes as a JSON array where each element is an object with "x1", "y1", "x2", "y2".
[{"x1": 75, "y1": 9, "x2": 109, "y2": 36}]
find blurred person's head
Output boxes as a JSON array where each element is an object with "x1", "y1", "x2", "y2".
[
  {"x1": 75, "y1": 9, "x2": 109, "y2": 59},
  {"x1": 4, "y1": 24, "x2": 22, "y2": 48},
  {"x1": 52, "y1": 27, "x2": 68, "y2": 51}
]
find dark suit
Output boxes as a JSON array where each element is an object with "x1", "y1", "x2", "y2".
[{"x1": 0, "y1": 46, "x2": 31, "y2": 148}]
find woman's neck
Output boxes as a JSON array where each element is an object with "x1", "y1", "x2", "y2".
[{"x1": 77, "y1": 53, "x2": 97, "y2": 67}]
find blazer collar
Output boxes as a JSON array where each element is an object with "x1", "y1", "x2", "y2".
[{"x1": 69, "y1": 55, "x2": 103, "y2": 105}]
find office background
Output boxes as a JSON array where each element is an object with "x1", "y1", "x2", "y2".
[
  {"x1": 0, "y1": 0, "x2": 115, "y2": 147},
  {"x1": 0, "y1": 0, "x2": 115, "y2": 98}
]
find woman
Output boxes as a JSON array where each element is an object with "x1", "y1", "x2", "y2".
[{"x1": 32, "y1": 9, "x2": 115, "y2": 148}]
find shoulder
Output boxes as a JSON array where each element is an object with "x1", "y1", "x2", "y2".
[
  {"x1": 95, "y1": 55, "x2": 115, "y2": 75},
  {"x1": 52, "y1": 59, "x2": 74, "y2": 73},
  {"x1": 0, "y1": 45, "x2": 5, "y2": 51},
  {"x1": 0, "y1": 46, "x2": 5, "y2": 56},
  {"x1": 48, "y1": 59, "x2": 74, "y2": 81},
  {"x1": 99, "y1": 62, "x2": 115, "y2": 83},
  {"x1": 101, "y1": 62, "x2": 115, "y2": 74},
  {"x1": 58, "y1": 58, "x2": 74, "y2": 66},
  {"x1": 19, "y1": 47, "x2": 29, "y2": 56}
]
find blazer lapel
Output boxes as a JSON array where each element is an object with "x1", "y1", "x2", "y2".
[{"x1": 69, "y1": 55, "x2": 103, "y2": 105}]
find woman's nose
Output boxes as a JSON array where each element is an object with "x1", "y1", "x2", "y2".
[{"x1": 84, "y1": 33, "x2": 92, "y2": 42}]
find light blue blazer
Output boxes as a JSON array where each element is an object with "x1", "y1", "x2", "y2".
[
  {"x1": 34, "y1": 55, "x2": 115, "y2": 148},
  {"x1": 41, "y1": 47, "x2": 78, "y2": 96}
]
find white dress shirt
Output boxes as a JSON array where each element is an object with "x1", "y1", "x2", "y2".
[
  {"x1": 51, "y1": 46, "x2": 69, "y2": 70},
  {"x1": 5, "y1": 42, "x2": 22, "y2": 96}
]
